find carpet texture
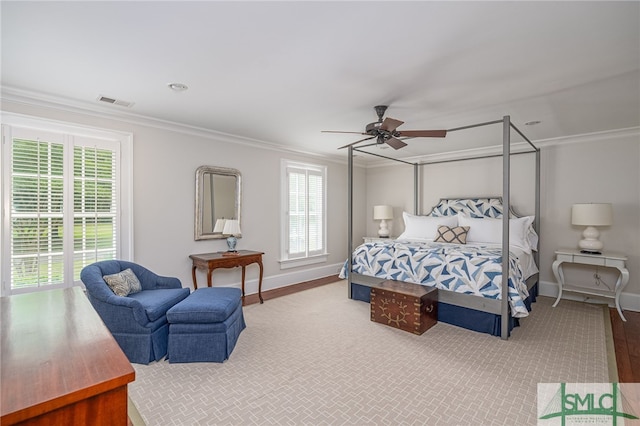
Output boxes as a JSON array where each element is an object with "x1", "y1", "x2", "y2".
[{"x1": 129, "y1": 280, "x2": 609, "y2": 425}]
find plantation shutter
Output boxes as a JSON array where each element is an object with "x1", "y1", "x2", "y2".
[
  {"x1": 284, "y1": 162, "x2": 326, "y2": 261},
  {"x1": 5, "y1": 124, "x2": 122, "y2": 293},
  {"x1": 307, "y1": 170, "x2": 324, "y2": 255},
  {"x1": 10, "y1": 137, "x2": 65, "y2": 289},
  {"x1": 287, "y1": 167, "x2": 306, "y2": 258},
  {"x1": 73, "y1": 144, "x2": 118, "y2": 280}
]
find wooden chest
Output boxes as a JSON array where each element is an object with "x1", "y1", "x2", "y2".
[{"x1": 370, "y1": 281, "x2": 438, "y2": 335}]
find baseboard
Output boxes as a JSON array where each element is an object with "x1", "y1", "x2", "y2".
[
  {"x1": 128, "y1": 396, "x2": 146, "y2": 426},
  {"x1": 243, "y1": 274, "x2": 340, "y2": 305},
  {"x1": 539, "y1": 280, "x2": 640, "y2": 313},
  {"x1": 222, "y1": 262, "x2": 344, "y2": 297}
]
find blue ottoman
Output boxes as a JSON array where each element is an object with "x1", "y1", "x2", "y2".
[{"x1": 166, "y1": 287, "x2": 245, "y2": 363}]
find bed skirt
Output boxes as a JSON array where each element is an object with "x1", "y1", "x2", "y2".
[{"x1": 351, "y1": 281, "x2": 539, "y2": 337}]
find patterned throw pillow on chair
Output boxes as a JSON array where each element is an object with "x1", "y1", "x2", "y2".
[
  {"x1": 434, "y1": 225, "x2": 470, "y2": 244},
  {"x1": 103, "y1": 268, "x2": 142, "y2": 296}
]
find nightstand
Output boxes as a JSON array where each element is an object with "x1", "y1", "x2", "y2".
[
  {"x1": 363, "y1": 236, "x2": 395, "y2": 243},
  {"x1": 551, "y1": 249, "x2": 629, "y2": 321}
]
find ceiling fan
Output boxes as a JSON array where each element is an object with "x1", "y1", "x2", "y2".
[{"x1": 322, "y1": 105, "x2": 447, "y2": 150}]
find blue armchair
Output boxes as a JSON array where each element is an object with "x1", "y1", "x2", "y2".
[{"x1": 81, "y1": 260, "x2": 190, "y2": 364}]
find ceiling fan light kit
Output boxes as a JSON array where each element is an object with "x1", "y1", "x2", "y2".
[{"x1": 324, "y1": 105, "x2": 447, "y2": 150}]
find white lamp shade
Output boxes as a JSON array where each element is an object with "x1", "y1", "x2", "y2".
[
  {"x1": 222, "y1": 219, "x2": 241, "y2": 236},
  {"x1": 571, "y1": 203, "x2": 613, "y2": 226},
  {"x1": 373, "y1": 205, "x2": 393, "y2": 220},
  {"x1": 213, "y1": 219, "x2": 227, "y2": 233}
]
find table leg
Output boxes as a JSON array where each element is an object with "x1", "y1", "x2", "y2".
[
  {"x1": 191, "y1": 265, "x2": 198, "y2": 290},
  {"x1": 551, "y1": 260, "x2": 565, "y2": 307},
  {"x1": 241, "y1": 266, "x2": 246, "y2": 299},
  {"x1": 614, "y1": 266, "x2": 629, "y2": 322},
  {"x1": 207, "y1": 268, "x2": 213, "y2": 287},
  {"x1": 258, "y1": 260, "x2": 264, "y2": 304}
]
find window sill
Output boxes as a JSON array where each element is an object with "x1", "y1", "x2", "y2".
[{"x1": 279, "y1": 253, "x2": 329, "y2": 270}]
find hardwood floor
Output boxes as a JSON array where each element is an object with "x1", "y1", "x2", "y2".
[
  {"x1": 241, "y1": 275, "x2": 341, "y2": 306},
  {"x1": 610, "y1": 308, "x2": 640, "y2": 383},
  {"x1": 246, "y1": 276, "x2": 640, "y2": 383}
]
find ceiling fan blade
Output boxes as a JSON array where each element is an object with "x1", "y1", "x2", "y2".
[
  {"x1": 321, "y1": 130, "x2": 368, "y2": 135},
  {"x1": 396, "y1": 130, "x2": 447, "y2": 138},
  {"x1": 338, "y1": 136, "x2": 376, "y2": 149},
  {"x1": 386, "y1": 137, "x2": 408, "y2": 150},
  {"x1": 379, "y1": 117, "x2": 404, "y2": 132}
]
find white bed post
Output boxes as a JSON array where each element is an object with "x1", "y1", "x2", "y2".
[{"x1": 501, "y1": 116, "x2": 511, "y2": 340}]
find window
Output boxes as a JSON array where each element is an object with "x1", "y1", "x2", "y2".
[
  {"x1": 280, "y1": 160, "x2": 327, "y2": 268},
  {"x1": 1, "y1": 116, "x2": 132, "y2": 295}
]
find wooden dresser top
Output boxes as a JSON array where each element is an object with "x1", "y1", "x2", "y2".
[{"x1": 1, "y1": 287, "x2": 135, "y2": 424}]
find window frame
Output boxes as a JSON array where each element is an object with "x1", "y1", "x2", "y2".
[
  {"x1": 279, "y1": 159, "x2": 328, "y2": 269},
  {"x1": 1, "y1": 113, "x2": 133, "y2": 296}
]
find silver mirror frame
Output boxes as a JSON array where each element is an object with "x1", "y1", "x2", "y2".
[{"x1": 195, "y1": 165, "x2": 242, "y2": 240}]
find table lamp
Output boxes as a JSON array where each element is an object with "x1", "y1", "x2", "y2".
[
  {"x1": 571, "y1": 203, "x2": 612, "y2": 255},
  {"x1": 373, "y1": 205, "x2": 393, "y2": 238},
  {"x1": 222, "y1": 219, "x2": 241, "y2": 252}
]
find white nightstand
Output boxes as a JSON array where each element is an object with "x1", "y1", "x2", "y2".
[
  {"x1": 363, "y1": 236, "x2": 395, "y2": 243},
  {"x1": 551, "y1": 249, "x2": 629, "y2": 321}
]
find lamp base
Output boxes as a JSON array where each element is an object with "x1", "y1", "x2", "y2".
[
  {"x1": 578, "y1": 226, "x2": 604, "y2": 254},
  {"x1": 226, "y1": 235, "x2": 238, "y2": 252},
  {"x1": 378, "y1": 219, "x2": 390, "y2": 238}
]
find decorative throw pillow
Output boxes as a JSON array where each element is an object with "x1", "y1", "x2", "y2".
[
  {"x1": 103, "y1": 271, "x2": 131, "y2": 297},
  {"x1": 103, "y1": 268, "x2": 141, "y2": 296},
  {"x1": 434, "y1": 225, "x2": 470, "y2": 244},
  {"x1": 121, "y1": 268, "x2": 142, "y2": 294}
]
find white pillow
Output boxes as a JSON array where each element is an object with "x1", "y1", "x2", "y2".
[
  {"x1": 397, "y1": 212, "x2": 458, "y2": 241},
  {"x1": 457, "y1": 212, "x2": 537, "y2": 252}
]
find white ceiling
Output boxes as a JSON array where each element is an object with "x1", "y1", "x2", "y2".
[{"x1": 2, "y1": 1, "x2": 639, "y2": 162}]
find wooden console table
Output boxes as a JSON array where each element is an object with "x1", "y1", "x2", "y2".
[
  {"x1": 1, "y1": 287, "x2": 135, "y2": 425},
  {"x1": 190, "y1": 250, "x2": 265, "y2": 303}
]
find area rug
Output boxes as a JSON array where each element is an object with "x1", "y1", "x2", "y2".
[{"x1": 129, "y1": 280, "x2": 610, "y2": 425}]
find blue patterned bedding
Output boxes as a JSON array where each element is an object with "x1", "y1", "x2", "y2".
[{"x1": 339, "y1": 241, "x2": 531, "y2": 318}]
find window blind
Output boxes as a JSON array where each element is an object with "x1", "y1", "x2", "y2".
[
  {"x1": 72, "y1": 145, "x2": 118, "y2": 280},
  {"x1": 10, "y1": 138, "x2": 65, "y2": 289},
  {"x1": 283, "y1": 161, "x2": 326, "y2": 262},
  {"x1": 6, "y1": 130, "x2": 121, "y2": 292}
]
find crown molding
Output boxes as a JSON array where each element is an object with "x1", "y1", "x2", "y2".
[
  {"x1": 363, "y1": 126, "x2": 639, "y2": 168},
  {"x1": 0, "y1": 86, "x2": 353, "y2": 166},
  {"x1": 4, "y1": 86, "x2": 633, "y2": 170}
]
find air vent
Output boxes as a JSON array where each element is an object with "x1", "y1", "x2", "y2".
[{"x1": 97, "y1": 95, "x2": 134, "y2": 108}]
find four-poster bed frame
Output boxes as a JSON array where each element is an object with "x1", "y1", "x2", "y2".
[{"x1": 345, "y1": 115, "x2": 541, "y2": 340}]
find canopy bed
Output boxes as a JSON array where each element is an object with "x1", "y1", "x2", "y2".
[{"x1": 343, "y1": 116, "x2": 541, "y2": 340}]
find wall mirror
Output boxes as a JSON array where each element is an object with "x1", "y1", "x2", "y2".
[{"x1": 195, "y1": 166, "x2": 242, "y2": 240}]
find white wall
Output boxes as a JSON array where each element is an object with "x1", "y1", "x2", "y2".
[
  {"x1": 363, "y1": 131, "x2": 640, "y2": 310},
  {"x1": 2, "y1": 99, "x2": 366, "y2": 295},
  {"x1": 5, "y1": 98, "x2": 637, "y2": 311},
  {"x1": 539, "y1": 134, "x2": 639, "y2": 308}
]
